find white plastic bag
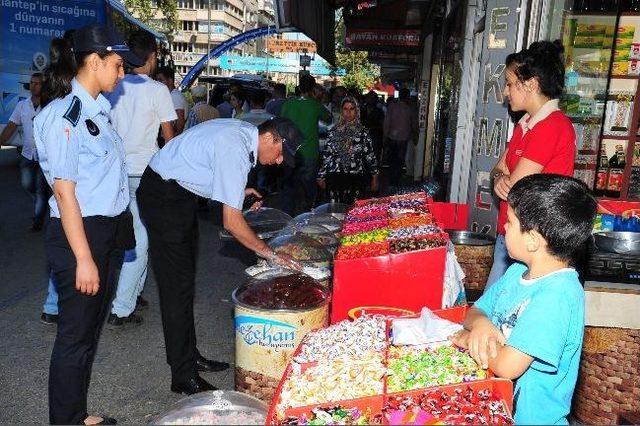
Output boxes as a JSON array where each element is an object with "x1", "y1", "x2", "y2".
[
  {"x1": 392, "y1": 306, "x2": 463, "y2": 346},
  {"x1": 442, "y1": 241, "x2": 466, "y2": 308}
]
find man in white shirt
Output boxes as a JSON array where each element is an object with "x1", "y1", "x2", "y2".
[
  {"x1": 0, "y1": 73, "x2": 47, "y2": 231},
  {"x1": 107, "y1": 30, "x2": 177, "y2": 328},
  {"x1": 156, "y1": 66, "x2": 188, "y2": 134}
]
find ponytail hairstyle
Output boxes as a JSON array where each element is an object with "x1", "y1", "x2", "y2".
[
  {"x1": 505, "y1": 40, "x2": 565, "y2": 99},
  {"x1": 41, "y1": 28, "x2": 113, "y2": 106}
]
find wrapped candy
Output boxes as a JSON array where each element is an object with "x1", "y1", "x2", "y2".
[
  {"x1": 387, "y1": 344, "x2": 487, "y2": 392},
  {"x1": 278, "y1": 406, "x2": 378, "y2": 425},
  {"x1": 389, "y1": 236, "x2": 447, "y2": 253},
  {"x1": 388, "y1": 215, "x2": 434, "y2": 229},
  {"x1": 383, "y1": 386, "x2": 513, "y2": 425},
  {"x1": 294, "y1": 316, "x2": 386, "y2": 363},
  {"x1": 341, "y1": 219, "x2": 389, "y2": 235},
  {"x1": 340, "y1": 229, "x2": 389, "y2": 246},
  {"x1": 387, "y1": 225, "x2": 441, "y2": 240},
  {"x1": 278, "y1": 354, "x2": 386, "y2": 409},
  {"x1": 347, "y1": 204, "x2": 389, "y2": 218},
  {"x1": 336, "y1": 242, "x2": 389, "y2": 260}
]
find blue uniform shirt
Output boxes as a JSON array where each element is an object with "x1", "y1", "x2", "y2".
[
  {"x1": 474, "y1": 263, "x2": 585, "y2": 425},
  {"x1": 34, "y1": 78, "x2": 129, "y2": 218},
  {"x1": 149, "y1": 119, "x2": 258, "y2": 210}
]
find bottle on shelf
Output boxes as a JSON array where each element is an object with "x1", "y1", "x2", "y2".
[{"x1": 595, "y1": 146, "x2": 610, "y2": 196}]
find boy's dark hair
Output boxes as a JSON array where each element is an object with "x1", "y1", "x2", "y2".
[
  {"x1": 156, "y1": 66, "x2": 175, "y2": 81},
  {"x1": 128, "y1": 30, "x2": 156, "y2": 62},
  {"x1": 506, "y1": 40, "x2": 565, "y2": 99},
  {"x1": 399, "y1": 88, "x2": 410, "y2": 100},
  {"x1": 508, "y1": 174, "x2": 597, "y2": 261},
  {"x1": 299, "y1": 74, "x2": 316, "y2": 94}
]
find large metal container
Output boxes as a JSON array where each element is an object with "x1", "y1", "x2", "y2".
[
  {"x1": 232, "y1": 270, "x2": 330, "y2": 403},
  {"x1": 593, "y1": 231, "x2": 640, "y2": 255},
  {"x1": 447, "y1": 230, "x2": 495, "y2": 291}
]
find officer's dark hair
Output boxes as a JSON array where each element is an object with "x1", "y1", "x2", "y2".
[
  {"x1": 43, "y1": 31, "x2": 113, "y2": 103},
  {"x1": 31, "y1": 72, "x2": 43, "y2": 79},
  {"x1": 156, "y1": 66, "x2": 175, "y2": 81},
  {"x1": 128, "y1": 30, "x2": 156, "y2": 63},
  {"x1": 505, "y1": 40, "x2": 565, "y2": 99},
  {"x1": 507, "y1": 174, "x2": 597, "y2": 261},
  {"x1": 250, "y1": 91, "x2": 266, "y2": 109},
  {"x1": 257, "y1": 119, "x2": 277, "y2": 137},
  {"x1": 299, "y1": 74, "x2": 316, "y2": 95}
]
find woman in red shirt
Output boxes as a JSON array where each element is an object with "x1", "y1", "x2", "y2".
[{"x1": 486, "y1": 40, "x2": 576, "y2": 289}]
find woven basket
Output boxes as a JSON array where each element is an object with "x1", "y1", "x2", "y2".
[
  {"x1": 452, "y1": 244, "x2": 494, "y2": 291},
  {"x1": 573, "y1": 326, "x2": 640, "y2": 424}
]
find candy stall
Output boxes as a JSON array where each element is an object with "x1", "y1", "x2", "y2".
[
  {"x1": 331, "y1": 192, "x2": 450, "y2": 322},
  {"x1": 265, "y1": 308, "x2": 514, "y2": 425}
]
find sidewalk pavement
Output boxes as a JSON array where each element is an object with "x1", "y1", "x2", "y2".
[{"x1": 0, "y1": 147, "x2": 256, "y2": 423}]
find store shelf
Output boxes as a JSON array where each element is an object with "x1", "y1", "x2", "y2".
[
  {"x1": 601, "y1": 135, "x2": 634, "y2": 140},
  {"x1": 611, "y1": 75, "x2": 640, "y2": 79}
]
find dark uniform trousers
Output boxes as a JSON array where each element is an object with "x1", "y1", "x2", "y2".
[
  {"x1": 46, "y1": 216, "x2": 124, "y2": 425},
  {"x1": 137, "y1": 167, "x2": 199, "y2": 383}
]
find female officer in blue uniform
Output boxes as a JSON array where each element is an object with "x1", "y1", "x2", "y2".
[{"x1": 33, "y1": 24, "x2": 142, "y2": 425}]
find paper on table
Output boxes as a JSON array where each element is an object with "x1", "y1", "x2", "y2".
[{"x1": 392, "y1": 307, "x2": 463, "y2": 346}]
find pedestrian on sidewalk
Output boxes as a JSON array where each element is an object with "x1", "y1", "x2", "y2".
[
  {"x1": 280, "y1": 74, "x2": 332, "y2": 215},
  {"x1": 317, "y1": 97, "x2": 379, "y2": 204},
  {"x1": 137, "y1": 118, "x2": 301, "y2": 395},
  {"x1": 33, "y1": 24, "x2": 143, "y2": 425},
  {"x1": 156, "y1": 66, "x2": 188, "y2": 135},
  {"x1": 106, "y1": 30, "x2": 178, "y2": 328},
  {"x1": 186, "y1": 85, "x2": 219, "y2": 129},
  {"x1": 383, "y1": 88, "x2": 418, "y2": 187},
  {"x1": 0, "y1": 72, "x2": 48, "y2": 231}
]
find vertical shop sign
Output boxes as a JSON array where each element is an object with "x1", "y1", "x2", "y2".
[{"x1": 466, "y1": 0, "x2": 522, "y2": 236}]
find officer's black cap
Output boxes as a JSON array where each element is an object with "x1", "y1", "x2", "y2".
[
  {"x1": 269, "y1": 118, "x2": 304, "y2": 167},
  {"x1": 72, "y1": 24, "x2": 144, "y2": 68}
]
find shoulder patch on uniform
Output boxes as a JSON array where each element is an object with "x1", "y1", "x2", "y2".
[
  {"x1": 62, "y1": 96, "x2": 82, "y2": 127},
  {"x1": 249, "y1": 151, "x2": 255, "y2": 164}
]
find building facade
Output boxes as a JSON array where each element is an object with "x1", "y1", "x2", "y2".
[{"x1": 149, "y1": 0, "x2": 275, "y2": 80}]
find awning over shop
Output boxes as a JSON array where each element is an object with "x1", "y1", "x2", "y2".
[
  {"x1": 105, "y1": 0, "x2": 167, "y2": 41},
  {"x1": 274, "y1": 0, "x2": 336, "y2": 64}
]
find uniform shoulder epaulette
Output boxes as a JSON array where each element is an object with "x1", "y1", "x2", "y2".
[{"x1": 62, "y1": 96, "x2": 82, "y2": 127}]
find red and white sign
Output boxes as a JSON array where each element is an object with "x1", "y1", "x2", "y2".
[{"x1": 345, "y1": 29, "x2": 421, "y2": 48}]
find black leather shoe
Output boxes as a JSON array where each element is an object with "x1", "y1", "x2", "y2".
[
  {"x1": 40, "y1": 312, "x2": 58, "y2": 325},
  {"x1": 171, "y1": 375, "x2": 217, "y2": 395},
  {"x1": 135, "y1": 295, "x2": 149, "y2": 311},
  {"x1": 196, "y1": 355, "x2": 230, "y2": 372},
  {"x1": 107, "y1": 313, "x2": 143, "y2": 329}
]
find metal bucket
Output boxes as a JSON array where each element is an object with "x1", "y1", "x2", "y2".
[
  {"x1": 447, "y1": 230, "x2": 495, "y2": 291},
  {"x1": 232, "y1": 272, "x2": 330, "y2": 403}
]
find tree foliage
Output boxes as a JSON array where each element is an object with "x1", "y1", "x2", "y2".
[
  {"x1": 124, "y1": 0, "x2": 178, "y2": 34},
  {"x1": 333, "y1": 11, "x2": 379, "y2": 93}
]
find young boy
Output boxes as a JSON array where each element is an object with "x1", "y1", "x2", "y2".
[{"x1": 451, "y1": 174, "x2": 597, "y2": 425}]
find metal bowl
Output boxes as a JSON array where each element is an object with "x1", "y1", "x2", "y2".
[
  {"x1": 446, "y1": 230, "x2": 496, "y2": 246},
  {"x1": 592, "y1": 231, "x2": 640, "y2": 255}
]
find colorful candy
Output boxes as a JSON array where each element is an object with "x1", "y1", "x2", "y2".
[
  {"x1": 279, "y1": 406, "x2": 382, "y2": 425},
  {"x1": 336, "y1": 242, "x2": 389, "y2": 260},
  {"x1": 383, "y1": 386, "x2": 513, "y2": 425},
  {"x1": 340, "y1": 229, "x2": 389, "y2": 246},
  {"x1": 294, "y1": 316, "x2": 386, "y2": 363},
  {"x1": 388, "y1": 215, "x2": 434, "y2": 229},
  {"x1": 387, "y1": 344, "x2": 487, "y2": 392},
  {"x1": 278, "y1": 353, "x2": 386, "y2": 409},
  {"x1": 341, "y1": 219, "x2": 389, "y2": 235},
  {"x1": 388, "y1": 225, "x2": 441, "y2": 240},
  {"x1": 389, "y1": 236, "x2": 447, "y2": 254},
  {"x1": 347, "y1": 204, "x2": 389, "y2": 218}
]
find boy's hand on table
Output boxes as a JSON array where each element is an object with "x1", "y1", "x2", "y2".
[
  {"x1": 449, "y1": 329, "x2": 470, "y2": 349},
  {"x1": 467, "y1": 323, "x2": 506, "y2": 369}
]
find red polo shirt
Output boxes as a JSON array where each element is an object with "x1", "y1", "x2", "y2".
[{"x1": 497, "y1": 110, "x2": 576, "y2": 235}]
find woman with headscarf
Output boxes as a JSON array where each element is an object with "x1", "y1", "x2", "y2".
[{"x1": 317, "y1": 97, "x2": 379, "y2": 204}]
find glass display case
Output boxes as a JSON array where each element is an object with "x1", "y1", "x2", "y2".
[
  {"x1": 219, "y1": 207, "x2": 293, "y2": 240},
  {"x1": 544, "y1": 1, "x2": 640, "y2": 200},
  {"x1": 150, "y1": 390, "x2": 267, "y2": 425}
]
